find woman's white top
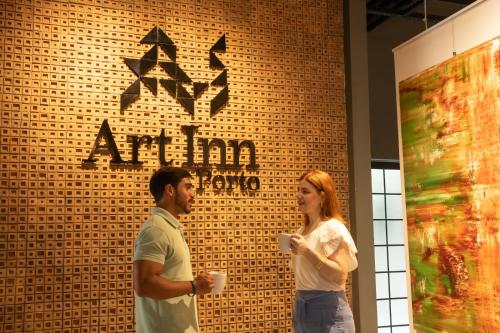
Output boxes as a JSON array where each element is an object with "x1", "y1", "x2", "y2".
[{"x1": 291, "y1": 218, "x2": 358, "y2": 291}]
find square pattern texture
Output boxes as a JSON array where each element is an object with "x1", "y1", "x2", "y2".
[{"x1": 0, "y1": 0, "x2": 349, "y2": 332}]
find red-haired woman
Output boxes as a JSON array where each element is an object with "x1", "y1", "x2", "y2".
[{"x1": 290, "y1": 170, "x2": 358, "y2": 333}]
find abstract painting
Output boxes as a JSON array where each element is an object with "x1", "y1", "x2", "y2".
[{"x1": 398, "y1": 37, "x2": 499, "y2": 333}]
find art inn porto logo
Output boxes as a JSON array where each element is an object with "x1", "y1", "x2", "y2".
[{"x1": 83, "y1": 27, "x2": 260, "y2": 192}]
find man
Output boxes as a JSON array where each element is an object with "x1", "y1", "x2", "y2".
[{"x1": 134, "y1": 166, "x2": 214, "y2": 333}]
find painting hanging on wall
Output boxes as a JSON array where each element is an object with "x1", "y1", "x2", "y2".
[{"x1": 398, "y1": 36, "x2": 499, "y2": 333}]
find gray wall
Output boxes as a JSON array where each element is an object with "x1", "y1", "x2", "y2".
[
  {"x1": 368, "y1": 18, "x2": 423, "y2": 160},
  {"x1": 368, "y1": 1, "x2": 467, "y2": 160}
]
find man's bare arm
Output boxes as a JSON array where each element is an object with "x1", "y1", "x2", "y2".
[{"x1": 134, "y1": 260, "x2": 214, "y2": 299}]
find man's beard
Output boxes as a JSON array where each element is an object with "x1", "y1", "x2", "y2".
[{"x1": 175, "y1": 194, "x2": 191, "y2": 214}]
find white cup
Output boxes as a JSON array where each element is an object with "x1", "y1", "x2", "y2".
[
  {"x1": 209, "y1": 271, "x2": 226, "y2": 294},
  {"x1": 278, "y1": 233, "x2": 292, "y2": 254}
]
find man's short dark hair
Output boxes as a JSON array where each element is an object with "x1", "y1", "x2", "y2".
[{"x1": 149, "y1": 166, "x2": 192, "y2": 203}]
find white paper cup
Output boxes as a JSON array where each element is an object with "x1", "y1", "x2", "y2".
[
  {"x1": 278, "y1": 233, "x2": 292, "y2": 254},
  {"x1": 209, "y1": 271, "x2": 226, "y2": 294}
]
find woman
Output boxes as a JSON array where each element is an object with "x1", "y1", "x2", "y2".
[{"x1": 290, "y1": 170, "x2": 358, "y2": 333}]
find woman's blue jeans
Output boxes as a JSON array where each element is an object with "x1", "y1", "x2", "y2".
[{"x1": 293, "y1": 290, "x2": 355, "y2": 333}]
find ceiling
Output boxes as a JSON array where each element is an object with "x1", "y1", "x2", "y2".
[{"x1": 366, "y1": 0, "x2": 477, "y2": 31}]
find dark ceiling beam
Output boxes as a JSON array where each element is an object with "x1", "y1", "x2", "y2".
[
  {"x1": 366, "y1": 0, "x2": 475, "y2": 32},
  {"x1": 398, "y1": 0, "x2": 424, "y2": 14},
  {"x1": 438, "y1": 0, "x2": 475, "y2": 4},
  {"x1": 367, "y1": 8, "x2": 446, "y2": 22},
  {"x1": 366, "y1": 0, "x2": 423, "y2": 31}
]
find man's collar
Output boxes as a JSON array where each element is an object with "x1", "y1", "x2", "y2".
[{"x1": 151, "y1": 207, "x2": 182, "y2": 229}]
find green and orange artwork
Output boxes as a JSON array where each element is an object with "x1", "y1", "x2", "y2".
[{"x1": 399, "y1": 36, "x2": 499, "y2": 333}]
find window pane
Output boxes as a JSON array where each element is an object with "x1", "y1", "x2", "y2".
[
  {"x1": 376, "y1": 300, "x2": 391, "y2": 326},
  {"x1": 375, "y1": 273, "x2": 389, "y2": 299},
  {"x1": 372, "y1": 194, "x2": 386, "y2": 219},
  {"x1": 386, "y1": 194, "x2": 403, "y2": 219},
  {"x1": 385, "y1": 169, "x2": 401, "y2": 193},
  {"x1": 387, "y1": 220, "x2": 404, "y2": 244},
  {"x1": 389, "y1": 272, "x2": 408, "y2": 298},
  {"x1": 372, "y1": 165, "x2": 410, "y2": 332},
  {"x1": 390, "y1": 299, "x2": 409, "y2": 325},
  {"x1": 372, "y1": 169, "x2": 384, "y2": 193},
  {"x1": 378, "y1": 328, "x2": 391, "y2": 333},
  {"x1": 388, "y1": 246, "x2": 406, "y2": 271},
  {"x1": 374, "y1": 247, "x2": 388, "y2": 272},
  {"x1": 373, "y1": 220, "x2": 387, "y2": 245},
  {"x1": 392, "y1": 326, "x2": 410, "y2": 333}
]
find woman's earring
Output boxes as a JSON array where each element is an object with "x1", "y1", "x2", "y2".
[{"x1": 320, "y1": 201, "x2": 323, "y2": 209}]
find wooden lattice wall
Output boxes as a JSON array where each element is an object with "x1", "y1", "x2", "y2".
[{"x1": 0, "y1": 0, "x2": 348, "y2": 332}]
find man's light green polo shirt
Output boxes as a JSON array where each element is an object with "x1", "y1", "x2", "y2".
[{"x1": 134, "y1": 207, "x2": 198, "y2": 333}]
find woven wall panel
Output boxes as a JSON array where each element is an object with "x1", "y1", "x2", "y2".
[{"x1": 0, "y1": 0, "x2": 347, "y2": 332}]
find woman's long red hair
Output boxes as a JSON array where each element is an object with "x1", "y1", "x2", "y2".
[{"x1": 299, "y1": 170, "x2": 345, "y2": 226}]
